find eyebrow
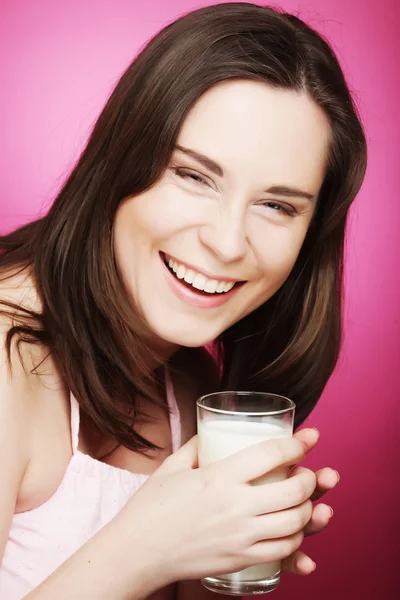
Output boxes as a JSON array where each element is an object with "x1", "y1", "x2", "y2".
[{"x1": 174, "y1": 144, "x2": 315, "y2": 201}]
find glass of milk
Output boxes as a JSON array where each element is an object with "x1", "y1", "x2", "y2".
[{"x1": 197, "y1": 391, "x2": 295, "y2": 596}]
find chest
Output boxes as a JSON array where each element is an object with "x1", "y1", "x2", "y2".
[
  {"x1": 77, "y1": 364, "x2": 198, "y2": 475},
  {"x1": 17, "y1": 348, "x2": 204, "y2": 515},
  {"x1": 79, "y1": 395, "x2": 175, "y2": 476}
]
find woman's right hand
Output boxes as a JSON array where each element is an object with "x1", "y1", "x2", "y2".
[{"x1": 117, "y1": 431, "x2": 317, "y2": 590}]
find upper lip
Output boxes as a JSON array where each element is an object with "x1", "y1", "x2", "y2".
[{"x1": 162, "y1": 252, "x2": 245, "y2": 283}]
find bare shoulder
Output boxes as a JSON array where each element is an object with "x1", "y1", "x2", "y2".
[
  {"x1": 0, "y1": 267, "x2": 71, "y2": 513},
  {"x1": 0, "y1": 306, "x2": 35, "y2": 515},
  {"x1": 0, "y1": 265, "x2": 43, "y2": 404},
  {"x1": 0, "y1": 270, "x2": 41, "y2": 556},
  {"x1": 0, "y1": 266, "x2": 49, "y2": 397},
  {"x1": 170, "y1": 347, "x2": 220, "y2": 444},
  {"x1": 0, "y1": 266, "x2": 46, "y2": 377}
]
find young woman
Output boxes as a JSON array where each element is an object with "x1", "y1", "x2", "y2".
[{"x1": 0, "y1": 2, "x2": 367, "y2": 599}]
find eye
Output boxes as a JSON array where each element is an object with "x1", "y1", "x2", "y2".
[
  {"x1": 172, "y1": 167, "x2": 209, "y2": 187},
  {"x1": 261, "y1": 201, "x2": 297, "y2": 217}
]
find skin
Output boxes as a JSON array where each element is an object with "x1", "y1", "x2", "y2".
[
  {"x1": 0, "y1": 80, "x2": 340, "y2": 599},
  {"x1": 284, "y1": 428, "x2": 339, "y2": 575},
  {"x1": 114, "y1": 79, "x2": 331, "y2": 349},
  {"x1": 113, "y1": 80, "x2": 339, "y2": 584}
]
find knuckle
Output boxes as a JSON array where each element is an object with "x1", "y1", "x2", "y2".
[
  {"x1": 279, "y1": 537, "x2": 297, "y2": 559},
  {"x1": 308, "y1": 470, "x2": 317, "y2": 494},
  {"x1": 289, "y1": 477, "x2": 307, "y2": 504},
  {"x1": 261, "y1": 438, "x2": 284, "y2": 462},
  {"x1": 283, "y1": 438, "x2": 303, "y2": 462},
  {"x1": 157, "y1": 454, "x2": 174, "y2": 473},
  {"x1": 199, "y1": 465, "x2": 217, "y2": 490},
  {"x1": 162, "y1": 453, "x2": 175, "y2": 467},
  {"x1": 291, "y1": 437, "x2": 305, "y2": 458},
  {"x1": 287, "y1": 531, "x2": 304, "y2": 555},
  {"x1": 272, "y1": 530, "x2": 305, "y2": 561},
  {"x1": 264, "y1": 437, "x2": 302, "y2": 465},
  {"x1": 303, "y1": 499, "x2": 313, "y2": 524},
  {"x1": 298, "y1": 471, "x2": 316, "y2": 502},
  {"x1": 288, "y1": 509, "x2": 305, "y2": 533},
  {"x1": 300, "y1": 471, "x2": 317, "y2": 500},
  {"x1": 289, "y1": 501, "x2": 311, "y2": 532},
  {"x1": 295, "y1": 501, "x2": 312, "y2": 530}
]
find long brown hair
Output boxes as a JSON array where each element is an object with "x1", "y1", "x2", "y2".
[{"x1": 0, "y1": 2, "x2": 367, "y2": 449}]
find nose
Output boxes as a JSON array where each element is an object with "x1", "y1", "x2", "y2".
[{"x1": 198, "y1": 206, "x2": 248, "y2": 264}]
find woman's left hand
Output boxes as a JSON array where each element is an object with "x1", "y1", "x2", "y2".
[{"x1": 281, "y1": 428, "x2": 340, "y2": 575}]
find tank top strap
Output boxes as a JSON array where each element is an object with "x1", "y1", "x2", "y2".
[
  {"x1": 69, "y1": 392, "x2": 81, "y2": 454},
  {"x1": 164, "y1": 364, "x2": 182, "y2": 452}
]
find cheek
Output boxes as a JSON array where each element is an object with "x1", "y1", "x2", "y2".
[
  {"x1": 266, "y1": 246, "x2": 300, "y2": 284},
  {"x1": 118, "y1": 183, "x2": 197, "y2": 241},
  {"x1": 255, "y1": 223, "x2": 306, "y2": 271},
  {"x1": 113, "y1": 194, "x2": 171, "y2": 266},
  {"x1": 249, "y1": 225, "x2": 308, "y2": 299}
]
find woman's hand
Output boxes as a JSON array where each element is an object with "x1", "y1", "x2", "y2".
[
  {"x1": 116, "y1": 431, "x2": 318, "y2": 590},
  {"x1": 281, "y1": 428, "x2": 340, "y2": 576}
]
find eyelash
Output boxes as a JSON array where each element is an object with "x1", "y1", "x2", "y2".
[
  {"x1": 260, "y1": 201, "x2": 297, "y2": 217},
  {"x1": 171, "y1": 167, "x2": 297, "y2": 217},
  {"x1": 172, "y1": 167, "x2": 208, "y2": 186}
]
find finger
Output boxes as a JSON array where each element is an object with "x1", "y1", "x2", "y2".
[
  {"x1": 247, "y1": 530, "x2": 304, "y2": 564},
  {"x1": 253, "y1": 467, "x2": 316, "y2": 514},
  {"x1": 250, "y1": 500, "x2": 312, "y2": 543},
  {"x1": 310, "y1": 468, "x2": 340, "y2": 502},
  {"x1": 158, "y1": 435, "x2": 199, "y2": 473},
  {"x1": 293, "y1": 427, "x2": 320, "y2": 453},
  {"x1": 304, "y1": 502, "x2": 333, "y2": 537},
  {"x1": 206, "y1": 436, "x2": 307, "y2": 484},
  {"x1": 289, "y1": 465, "x2": 340, "y2": 502},
  {"x1": 281, "y1": 550, "x2": 316, "y2": 575}
]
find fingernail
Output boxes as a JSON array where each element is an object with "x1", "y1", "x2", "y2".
[
  {"x1": 311, "y1": 427, "x2": 320, "y2": 438},
  {"x1": 334, "y1": 470, "x2": 340, "y2": 482},
  {"x1": 329, "y1": 507, "x2": 334, "y2": 518}
]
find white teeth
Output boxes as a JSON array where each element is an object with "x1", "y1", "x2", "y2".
[
  {"x1": 183, "y1": 269, "x2": 195, "y2": 284},
  {"x1": 204, "y1": 279, "x2": 219, "y2": 294},
  {"x1": 223, "y1": 281, "x2": 235, "y2": 293},
  {"x1": 192, "y1": 273, "x2": 207, "y2": 291},
  {"x1": 164, "y1": 254, "x2": 239, "y2": 295},
  {"x1": 177, "y1": 265, "x2": 185, "y2": 279}
]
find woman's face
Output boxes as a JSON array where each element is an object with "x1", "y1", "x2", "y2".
[{"x1": 114, "y1": 80, "x2": 330, "y2": 348}]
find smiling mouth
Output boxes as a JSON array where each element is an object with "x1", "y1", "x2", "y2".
[{"x1": 161, "y1": 252, "x2": 244, "y2": 296}]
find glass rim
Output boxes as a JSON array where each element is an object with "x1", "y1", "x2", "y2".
[{"x1": 196, "y1": 391, "x2": 295, "y2": 417}]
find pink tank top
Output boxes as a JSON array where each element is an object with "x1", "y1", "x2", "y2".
[{"x1": 0, "y1": 368, "x2": 181, "y2": 599}]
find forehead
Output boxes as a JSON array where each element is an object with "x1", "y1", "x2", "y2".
[{"x1": 176, "y1": 80, "x2": 331, "y2": 192}]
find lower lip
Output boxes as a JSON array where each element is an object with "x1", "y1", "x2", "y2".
[{"x1": 161, "y1": 254, "x2": 241, "y2": 309}]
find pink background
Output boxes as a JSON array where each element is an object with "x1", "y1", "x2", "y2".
[{"x1": 1, "y1": 1, "x2": 399, "y2": 598}]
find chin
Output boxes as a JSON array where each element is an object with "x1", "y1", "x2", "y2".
[{"x1": 149, "y1": 320, "x2": 222, "y2": 348}]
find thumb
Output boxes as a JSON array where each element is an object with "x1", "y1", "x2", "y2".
[{"x1": 157, "y1": 435, "x2": 199, "y2": 475}]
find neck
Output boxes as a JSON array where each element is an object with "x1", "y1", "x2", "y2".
[{"x1": 140, "y1": 333, "x2": 180, "y2": 374}]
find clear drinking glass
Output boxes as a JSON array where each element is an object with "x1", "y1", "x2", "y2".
[{"x1": 197, "y1": 391, "x2": 295, "y2": 596}]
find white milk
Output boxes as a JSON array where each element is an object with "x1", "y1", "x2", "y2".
[{"x1": 198, "y1": 418, "x2": 292, "y2": 582}]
